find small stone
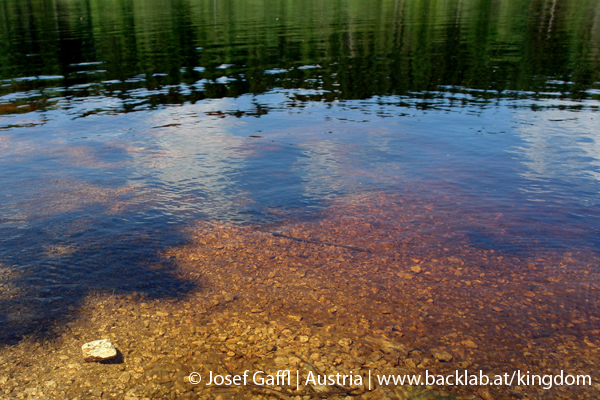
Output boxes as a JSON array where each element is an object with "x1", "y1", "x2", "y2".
[
  {"x1": 461, "y1": 339, "x2": 478, "y2": 348},
  {"x1": 223, "y1": 293, "x2": 235, "y2": 302},
  {"x1": 274, "y1": 356, "x2": 289, "y2": 366},
  {"x1": 476, "y1": 388, "x2": 496, "y2": 400},
  {"x1": 298, "y1": 335, "x2": 309, "y2": 343},
  {"x1": 410, "y1": 265, "x2": 422, "y2": 273},
  {"x1": 338, "y1": 338, "x2": 353, "y2": 347},
  {"x1": 379, "y1": 339, "x2": 407, "y2": 356},
  {"x1": 118, "y1": 372, "x2": 131, "y2": 384},
  {"x1": 280, "y1": 329, "x2": 295, "y2": 339},
  {"x1": 432, "y1": 350, "x2": 453, "y2": 362},
  {"x1": 82, "y1": 339, "x2": 118, "y2": 362},
  {"x1": 419, "y1": 358, "x2": 434, "y2": 368},
  {"x1": 289, "y1": 356, "x2": 302, "y2": 366},
  {"x1": 311, "y1": 384, "x2": 329, "y2": 393},
  {"x1": 361, "y1": 388, "x2": 391, "y2": 399}
]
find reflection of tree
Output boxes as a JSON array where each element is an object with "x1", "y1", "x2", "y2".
[{"x1": 1, "y1": 0, "x2": 599, "y2": 113}]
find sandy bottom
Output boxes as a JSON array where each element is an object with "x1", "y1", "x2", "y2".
[{"x1": 1, "y1": 192, "x2": 599, "y2": 400}]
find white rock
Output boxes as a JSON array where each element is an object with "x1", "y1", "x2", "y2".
[{"x1": 82, "y1": 339, "x2": 117, "y2": 362}]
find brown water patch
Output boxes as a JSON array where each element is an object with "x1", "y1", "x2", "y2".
[{"x1": 1, "y1": 192, "x2": 599, "y2": 399}]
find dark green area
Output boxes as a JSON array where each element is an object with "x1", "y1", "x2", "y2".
[{"x1": 1, "y1": 0, "x2": 599, "y2": 113}]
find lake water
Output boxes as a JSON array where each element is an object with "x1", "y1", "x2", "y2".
[{"x1": 1, "y1": 0, "x2": 600, "y2": 347}]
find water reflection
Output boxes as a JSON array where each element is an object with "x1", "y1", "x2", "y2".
[
  {"x1": 1, "y1": 0, "x2": 600, "y2": 117},
  {"x1": 516, "y1": 110, "x2": 600, "y2": 184},
  {"x1": 2, "y1": 91, "x2": 599, "y2": 241}
]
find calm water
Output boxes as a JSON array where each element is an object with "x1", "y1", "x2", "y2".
[{"x1": 1, "y1": 0, "x2": 600, "y2": 340}]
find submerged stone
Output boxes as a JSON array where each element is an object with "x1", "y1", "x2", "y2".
[
  {"x1": 82, "y1": 339, "x2": 117, "y2": 362},
  {"x1": 432, "y1": 350, "x2": 453, "y2": 362}
]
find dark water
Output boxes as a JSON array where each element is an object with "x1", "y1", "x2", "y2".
[{"x1": 1, "y1": 0, "x2": 600, "y2": 340}]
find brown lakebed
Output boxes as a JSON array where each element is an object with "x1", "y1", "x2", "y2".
[{"x1": 1, "y1": 192, "x2": 599, "y2": 400}]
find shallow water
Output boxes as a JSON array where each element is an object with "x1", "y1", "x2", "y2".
[{"x1": 1, "y1": 0, "x2": 600, "y2": 346}]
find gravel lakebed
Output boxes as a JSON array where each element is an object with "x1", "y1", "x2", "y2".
[{"x1": 1, "y1": 193, "x2": 599, "y2": 400}]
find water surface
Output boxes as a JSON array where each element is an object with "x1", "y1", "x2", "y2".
[{"x1": 1, "y1": 0, "x2": 600, "y2": 341}]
